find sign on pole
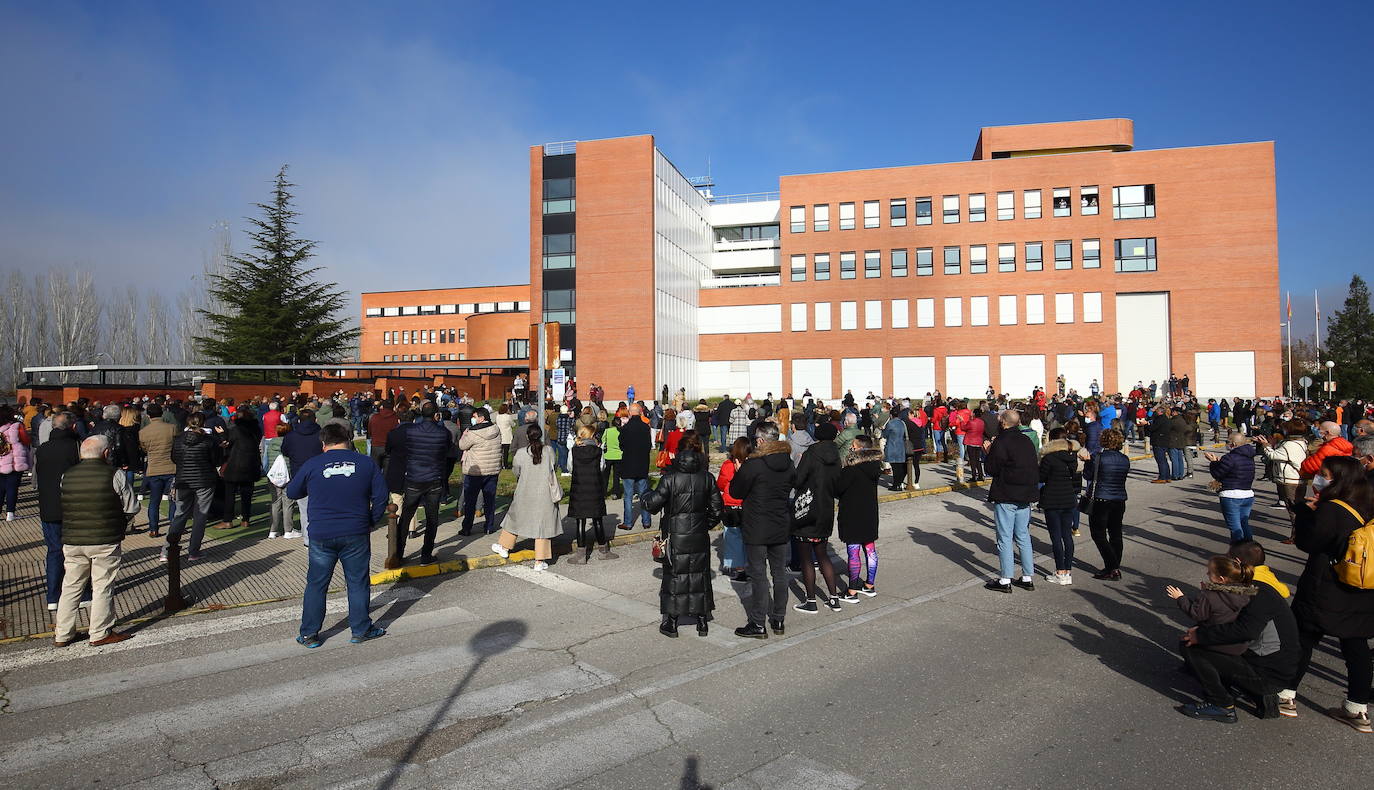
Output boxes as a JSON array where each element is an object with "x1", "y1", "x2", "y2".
[
  {"x1": 1297, "y1": 376, "x2": 1313, "y2": 388},
  {"x1": 551, "y1": 367, "x2": 566, "y2": 398}
]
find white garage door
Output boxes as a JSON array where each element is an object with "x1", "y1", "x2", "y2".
[
  {"x1": 1056, "y1": 353, "x2": 1104, "y2": 396},
  {"x1": 1116, "y1": 292, "x2": 1170, "y2": 393},
  {"x1": 1000, "y1": 354, "x2": 1046, "y2": 398},
  {"x1": 841, "y1": 358, "x2": 883, "y2": 399},
  {"x1": 892, "y1": 357, "x2": 936, "y2": 399},
  {"x1": 697, "y1": 360, "x2": 782, "y2": 399},
  {"x1": 792, "y1": 358, "x2": 833, "y2": 400},
  {"x1": 745, "y1": 359, "x2": 782, "y2": 400},
  {"x1": 945, "y1": 356, "x2": 990, "y2": 398},
  {"x1": 1193, "y1": 351, "x2": 1255, "y2": 399}
]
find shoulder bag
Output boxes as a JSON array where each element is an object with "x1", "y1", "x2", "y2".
[{"x1": 1078, "y1": 452, "x2": 1102, "y2": 515}]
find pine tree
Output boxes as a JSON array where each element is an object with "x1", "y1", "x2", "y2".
[
  {"x1": 1324, "y1": 274, "x2": 1374, "y2": 398},
  {"x1": 194, "y1": 166, "x2": 357, "y2": 366}
]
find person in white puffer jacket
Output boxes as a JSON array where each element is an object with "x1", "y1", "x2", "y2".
[{"x1": 1258, "y1": 418, "x2": 1310, "y2": 528}]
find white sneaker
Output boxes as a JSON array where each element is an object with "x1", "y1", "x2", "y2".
[
  {"x1": 532, "y1": 560, "x2": 549, "y2": 572},
  {"x1": 491, "y1": 543, "x2": 509, "y2": 559},
  {"x1": 47, "y1": 602, "x2": 57, "y2": 611},
  {"x1": 1062, "y1": 573, "x2": 1073, "y2": 586},
  {"x1": 266, "y1": 532, "x2": 281, "y2": 539},
  {"x1": 5, "y1": 511, "x2": 14, "y2": 521},
  {"x1": 282, "y1": 530, "x2": 302, "y2": 540},
  {"x1": 78, "y1": 600, "x2": 90, "y2": 609}
]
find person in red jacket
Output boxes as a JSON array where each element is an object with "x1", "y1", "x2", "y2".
[
  {"x1": 931, "y1": 402, "x2": 949, "y2": 461},
  {"x1": 1300, "y1": 421, "x2": 1354, "y2": 478},
  {"x1": 716, "y1": 438, "x2": 750, "y2": 582}
]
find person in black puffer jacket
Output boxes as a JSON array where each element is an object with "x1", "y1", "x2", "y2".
[
  {"x1": 221, "y1": 410, "x2": 263, "y2": 529},
  {"x1": 728, "y1": 422, "x2": 796, "y2": 638},
  {"x1": 567, "y1": 427, "x2": 617, "y2": 564},
  {"x1": 642, "y1": 436, "x2": 723, "y2": 637},
  {"x1": 983, "y1": 410, "x2": 1041, "y2": 592},
  {"x1": 791, "y1": 422, "x2": 843, "y2": 612},
  {"x1": 1039, "y1": 428, "x2": 1082, "y2": 584},
  {"x1": 1083, "y1": 428, "x2": 1131, "y2": 580},
  {"x1": 166, "y1": 413, "x2": 223, "y2": 561},
  {"x1": 835, "y1": 439, "x2": 883, "y2": 597}
]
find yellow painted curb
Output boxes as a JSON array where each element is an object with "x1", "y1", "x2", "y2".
[{"x1": 368, "y1": 528, "x2": 662, "y2": 586}]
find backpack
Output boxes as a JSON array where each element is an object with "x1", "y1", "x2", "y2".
[
  {"x1": 0, "y1": 430, "x2": 10, "y2": 458},
  {"x1": 1331, "y1": 500, "x2": 1374, "y2": 590}
]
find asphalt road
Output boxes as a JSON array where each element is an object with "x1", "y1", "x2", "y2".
[{"x1": 0, "y1": 452, "x2": 1361, "y2": 789}]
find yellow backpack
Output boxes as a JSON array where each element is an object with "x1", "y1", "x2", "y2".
[{"x1": 1331, "y1": 500, "x2": 1374, "y2": 590}]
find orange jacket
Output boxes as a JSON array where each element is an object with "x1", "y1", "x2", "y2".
[{"x1": 1300, "y1": 436, "x2": 1354, "y2": 478}]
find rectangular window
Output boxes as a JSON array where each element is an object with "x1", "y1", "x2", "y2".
[
  {"x1": 997, "y1": 191, "x2": 1014, "y2": 221},
  {"x1": 864, "y1": 250, "x2": 881, "y2": 278},
  {"x1": 970, "y1": 245, "x2": 988, "y2": 274},
  {"x1": 458, "y1": 328, "x2": 466, "y2": 342},
  {"x1": 383, "y1": 307, "x2": 399, "y2": 317},
  {"x1": 518, "y1": 301, "x2": 530, "y2": 311},
  {"x1": 477, "y1": 302, "x2": 495, "y2": 313},
  {"x1": 507, "y1": 338, "x2": 530, "y2": 359},
  {"x1": 439, "y1": 304, "x2": 457, "y2": 314},
  {"x1": 1114, "y1": 237, "x2": 1157, "y2": 272},
  {"x1": 1026, "y1": 294, "x2": 1045, "y2": 324},
  {"x1": 814, "y1": 253, "x2": 831, "y2": 281},
  {"x1": 1055, "y1": 293, "x2": 1074, "y2": 324},
  {"x1": 1084, "y1": 292, "x2": 1103, "y2": 323},
  {"x1": 915, "y1": 197, "x2": 932, "y2": 225},
  {"x1": 1024, "y1": 189, "x2": 1042, "y2": 219},
  {"x1": 815, "y1": 302, "x2": 832, "y2": 331},
  {"x1": 1054, "y1": 240, "x2": 1072, "y2": 270},
  {"x1": 891, "y1": 299, "x2": 910, "y2": 328},
  {"x1": 1025, "y1": 241, "x2": 1043, "y2": 271},
  {"x1": 813, "y1": 204, "x2": 830, "y2": 231},
  {"x1": 998, "y1": 243, "x2": 1016, "y2": 272},
  {"x1": 542, "y1": 232, "x2": 575, "y2": 269},
  {"x1": 943, "y1": 297, "x2": 962, "y2": 327},
  {"x1": 915, "y1": 247, "x2": 933, "y2": 276},
  {"x1": 401, "y1": 306, "x2": 418, "y2": 316},
  {"x1": 839, "y1": 202, "x2": 856, "y2": 230},
  {"x1": 864, "y1": 300, "x2": 882, "y2": 329},
  {"x1": 968, "y1": 193, "x2": 986, "y2": 222},
  {"x1": 840, "y1": 251, "x2": 856, "y2": 279},
  {"x1": 542, "y1": 177, "x2": 575, "y2": 214},
  {"x1": 1113, "y1": 185, "x2": 1156, "y2": 219},
  {"x1": 789, "y1": 205, "x2": 805, "y2": 233},
  {"x1": 790, "y1": 254, "x2": 807, "y2": 282},
  {"x1": 542, "y1": 289, "x2": 576, "y2": 324},
  {"x1": 863, "y1": 200, "x2": 880, "y2": 229},
  {"x1": 401, "y1": 331, "x2": 409, "y2": 344},
  {"x1": 1082, "y1": 238, "x2": 1101, "y2": 269},
  {"x1": 1081, "y1": 185, "x2": 1099, "y2": 215},
  {"x1": 890, "y1": 198, "x2": 907, "y2": 227},
  {"x1": 365, "y1": 307, "x2": 382, "y2": 317},
  {"x1": 791, "y1": 303, "x2": 807, "y2": 331},
  {"x1": 970, "y1": 296, "x2": 989, "y2": 326},
  {"x1": 459, "y1": 303, "x2": 475, "y2": 314},
  {"x1": 891, "y1": 248, "x2": 908, "y2": 277},
  {"x1": 998, "y1": 294, "x2": 1017, "y2": 325},
  {"x1": 943, "y1": 246, "x2": 961, "y2": 275},
  {"x1": 942, "y1": 195, "x2": 959, "y2": 223},
  {"x1": 428, "y1": 330, "x2": 436, "y2": 344},
  {"x1": 916, "y1": 298, "x2": 935, "y2": 328},
  {"x1": 382, "y1": 331, "x2": 391, "y2": 345},
  {"x1": 1053, "y1": 187, "x2": 1071, "y2": 217}
]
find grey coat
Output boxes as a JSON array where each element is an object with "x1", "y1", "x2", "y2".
[{"x1": 504, "y1": 445, "x2": 561, "y2": 540}]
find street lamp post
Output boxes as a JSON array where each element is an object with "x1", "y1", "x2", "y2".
[{"x1": 1325, "y1": 360, "x2": 1335, "y2": 397}]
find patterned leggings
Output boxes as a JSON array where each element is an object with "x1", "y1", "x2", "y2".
[{"x1": 846, "y1": 543, "x2": 878, "y2": 587}]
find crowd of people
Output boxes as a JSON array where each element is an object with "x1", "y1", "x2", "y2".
[{"x1": 1, "y1": 385, "x2": 1372, "y2": 731}]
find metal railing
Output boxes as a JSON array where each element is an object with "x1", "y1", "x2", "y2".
[
  {"x1": 702, "y1": 273, "x2": 781, "y2": 288},
  {"x1": 543, "y1": 141, "x2": 578, "y2": 155},
  {"x1": 709, "y1": 191, "x2": 780, "y2": 204}
]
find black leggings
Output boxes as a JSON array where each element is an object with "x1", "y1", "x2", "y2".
[
  {"x1": 577, "y1": 518, "x2": 607, "y2": 549},
  {"x1": 606, "y1": 461, "x2": 622, "y2": 495},
  {"x1": 889, "y1": 462, "x2": 907, "y2": 490},
  {"x1": 966, "y1": 446, "x2": 984, "y2": 480},
  {"x1": 1292, "y1": 622, "x2": 1373, "y2": 704},
  {"x1": 794, "y1": 538, "x2": 839, "y2": 600},
  {"x1": 225, "y1": 482, "x2": 255, "y2": 523},
  {"x1": 1089, "y1": 499, "x2": 1126, "y2": 572}
]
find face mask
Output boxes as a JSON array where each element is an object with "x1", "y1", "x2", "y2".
[{"x1": 1312, "y1": 475, "x2": 1330, "y2": 493}]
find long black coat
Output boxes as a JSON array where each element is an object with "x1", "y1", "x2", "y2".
[
  {"x1": 618, "y1": 418, "x2": 652, "y2": 479},
  {"x1": 1292, "y1": 498, "x2": 1374, "y2": 638},
  {"x1": 834, "y1": 449, "x2": 882, "y2": 544},
  {"x1": 642, "y1": 451, "x2": 722, "y2": 617},
  {"x1": 221, "y1": 418, "x2": 263, "y2": 484},
  {"x1": 1038, "y1": 440, "x2": 1081, "y2": 511},
  {"x1": 567, "y1": 441, "x2": 606, "y2": 518},
  {"x1": 792, "y1": 440, "x2": 840, "y2": 539},
  {"x1": 35, "y1": 427, "x2": 81, "y2": 522}
]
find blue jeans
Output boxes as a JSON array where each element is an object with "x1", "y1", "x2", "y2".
[
  {"x1": 1043, "y1": 508, "x2": 1076, "y2": 572},
  {"x1": 622, "y1": 477, "x2": 650, "y2": 527},
  {"x1": 1169, "y1": 448, "x2": 1187, "y2": 479},
  {"x1": 0, "y1": 471, "x2": 20, "y2": 513},
  {"x1": 931, "y1": 430, "x2": 945, "y2": 454},
  {"x1": 1219, "y1": 495, "x2": 1254, "y2": 543},
  {"x1": 463, "y1": 473, "x2": 499, "y2": 532},
  {"x1": 299, "y1": 533, "x2": 374, "y2": 639},
  {"x1": 993, "y1": 502, "x2": 1034, "y2": 581},
  {"x1": 145, "y1": 474, "x2": 177, "y2": 534},
  {"x1": 714, "y1": 424, "x2": 729, "y2": 452},
  {"x1": 553, "y1": 441, "x2": 569, "y2": 473},
  {"x1": 1152, "y1": 447, "x2": 1170, "y2": 480}
]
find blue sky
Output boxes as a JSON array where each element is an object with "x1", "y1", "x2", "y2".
[{"x1": 1, "y1": 0, "x2": 1369, "y2": 338}]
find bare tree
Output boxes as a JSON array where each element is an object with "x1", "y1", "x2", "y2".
[
  {"x1": 47, "y1": 270, "x2": 103, "y2": 382},
  {"x1": 108, "y1": 285, "x2": 141, "y2": 383}
]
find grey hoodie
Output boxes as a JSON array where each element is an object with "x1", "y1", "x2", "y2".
[{"x1": 790, "y1": 429, "x2": 817, "y2": 467}]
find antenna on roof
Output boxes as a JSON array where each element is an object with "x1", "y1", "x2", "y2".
[{"x1": 688, "y1": 156, "x2": 715, "y2": 200}]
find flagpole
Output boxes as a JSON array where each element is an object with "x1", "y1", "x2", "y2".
[{"x1": 1286, "y1": 301, "x2": 1293, "y2": 399}]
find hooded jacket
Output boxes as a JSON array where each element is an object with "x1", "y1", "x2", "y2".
[
  {"x1": 642, "y1": 450, "x2": 722, "y2": 617},
  {"x1": 458, "y1": 421, "x2": 502, "y2": 475},
  {"x1": 281, "y1": 419, "x2": 324, "y2": 478},
  {"x1": 1299, "y1": 436, "x2": 1354, "y2": 478},
  {"x1": 729, "y1": 439, "x2": 796, "y2": 545},
  {"x1": 1193, "y1": 583, "x2": 1300, "y2": 688},
  {"x1": 0, "y1": 420, "x2": 30, "y2": 474},
  {"x1": 788, "y1": 429, "x2": 816, "y2": 467},
  {"x1": 1263, "y1": 437, "x2": 1308, "y2": 485},
  {"x1": 1037, "y1": 438, "x2": 1081, "y2": 511},
  {"x1": 834, "y1": 447, "x2": 882, "y2": 544},
  {"x1": 1176, "y1": 581, "x2": 1259, "y2": 656},
  {"x1": 792, "y1": 439, "x2": 840, "y2": 538},
  {"x1": 882, "y1": 414, "x2": 909, "y2": 463}
]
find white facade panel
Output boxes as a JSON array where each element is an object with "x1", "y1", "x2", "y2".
[
  {"x1": 1026, "y1": 294, "x2": 1045, "y2": 324},
  {"x1": 1000, "y1": 354, "x2": 1046, "y2": 397},
  {"x1": 697, "y1": 304, "x2": 782, "y2": 334},
  {"x1": 1194, "y1": 351, "x2": 1256, "y2": 399},
  {"x1": 1083, "y1": 292, "x2": 1103, "y2": 323},
  {"x1": 708, "y1": 200, "x2": 781, "y2": 227},
  {"x1": 864, "y1": 300, "x2": 882, "y2": 329},
  {"x1": 970, "y1": 296, "x2": 989, "y2": 326},
  {"x1": 697, "y1": 361, "x2": 731, "y2": 396},
  {"x1": 840, "y1": 301, "x2": 858, "y2": 330},
  {"x1": 790, "y1": 303, "x2": 807, "y2": 332},
  {"x1": 792, "y1": 358, "x2": 832, "y2": 400},
  {"x1": 945, "y1": 355, "x2": 990, "y2": 398},
  {"x1": 1055, "y1": 293, "x2": 1074, "y2": 324},
  {"x1": 1115, "y1": 292, "x2": 1170, "y2": 393},
  {"x1": 892, "y1": 356, "x2": 935, "y2": 397},
  {"x1": 916, "y1": 298, "x2": 935, "y2": 328},
  {"x1": 998, "y1": 295, "x2": 1017, "y2": 325},
  {"x1": 815, "y1": 302, "x2": 832, "y2": 331},
  {"x1": 841, "y1": 357, "x2": 883, "y2": 399},
  {"x1": 1056, "y1": 353, "x2": 1103, "y2": 396},
  {"x1": 943, "y1": 297, "x2": 962, "y2": 327},
  {"x1": 654, "y1": 149, "x2": 711, "y2": 398},
  {"x1": 891, "y1": 299, "x2": 909, "y2": 329},
  {"x1": 697, "y1": 359, "x2": 783, "y2": 398}
]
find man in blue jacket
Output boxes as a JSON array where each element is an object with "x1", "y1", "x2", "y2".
[{"x1": 287, "y1": 422, "x2": 388, "y2": 647}]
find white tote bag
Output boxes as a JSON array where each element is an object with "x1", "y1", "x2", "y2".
[{"x1": 267, "y1": 453, "x2": 290, "y2": 488}]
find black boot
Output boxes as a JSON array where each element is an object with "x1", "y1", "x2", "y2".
[
  {"x1": 734, "y1": 621, "x2": 767, "y2": 639},
  {"x1": 696, "y1": 618, "x2": 709, "y2": 637},
  {"x1": 659, "y1": 616, "x2": 678, "y2": 638}
]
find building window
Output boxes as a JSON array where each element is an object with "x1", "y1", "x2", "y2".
[
  {"x1": 1114, "y1": 237, "x2": 1157, "y2": 272},
  {"x1": 790, "y1": 303, "x2": 807, "y2": 331},
  {"x1": 1113, "y1": 184, "x2": 1156, "y2": 219},
  {"x1": 943, "y1": 246, "x2": 961, "y2": 275},
  {"x1": 890, "y1": 199, "x2": 907, "y2": 227},
  {"x1": 542, "y1": 233, "x2": 575, "y2": 269},
  {"x1": 840, "y1": 251, "x2": 857, "y2": 279},
  {"x1": 864, "y1": 250, "x2": 881, "y2": 278},
  {"x1": 1053, "y1": 187, "x2": 1071, "y2": 217},
  {"x1": 943, "y1": 297, "x2": 962, "y2": 327},
  {"x1": 458, "y1": 328, "x2": 466, "y2": 342},
  {"x1": 383, "y1": 331, "x2": 391, "y2": 345},
  {"x1": 942, "y1": 195, "x2": 959, "y2": 223},
  {"x1": 790, "y1": 254, "x2": 807, "y2": 282},
  {"x1": 813, "y1": 204, "x2": 830, "y2": 232},
  {"x1": 382, "y1": 307, "x2": 400, "y2": 317},
  {"x1": 1084, "y1": 292, "x2": 1103, "y2": 323},
  {"x1": 998, "y1": 243, "x2": 1016, "y2": 272},
  {"x1": 891, "y1": 299, "x2": 909, "y2": 328},
  {"x1": 402, "y1": 306, "x2": 418, "y2": 316},
  {"x1": 815, "y1": 302, "x2": 832, "y2": 331},
  {"x1": 864, "y1": 300, "x2": 882, "y2": 329},
  {"x1": 998, "y1": 294, "x2": 1017, "y2": 325},
  {"x1": 1024, "y1": 189, "x2": 1042, "y2": 219},
  {"x1": 915, "y1": 197, "x2": 932, "y2": 225},
  {"x1": 365, "y1": 307, "x2": 382, "y2": 317},
  {"x1": 716, "y1": 224, "x2": 781, "y2": 242},
  {"x1": 459, "y1": 303, "x2": 475, "y2": 313},
  {"x1": 1025, "y1": 241, "x2": 1043, "y2": 271},
  {"x1": 542, "y1": 177, "x2": 575, "y2": 214},
  {"x1": 968, "y1": 193, "x2": 986, "y2": 222},
  {"x1": 891, "y1": 248, "x2": 908, "y2": 278},
  {"x1": 840, "y1": 301, "x2": 857, "y2": 330},
  {"x1": 790, "y1": 205, "x2": 805, "y2": 233},
  {"x1": 1054, "y1": 240, "x2": 1072, "y2": 270},
  {"x1": 1055, "y1": 293, "x2": 1074, "y2": 324},
  {"x1": 916, "y1": 298, "x2": 935, "y2": 328},
  {"x1": 915, "y1": 247, "x2": 933, "y2": 276},
  {"x1": 814, "y1": 253, "x2": 831, "y2": 281},
  {"x1": 997, "y1": 191, "x2": 1014, "y2": 221},
  {"x1": 1026, "y1": 294, "x2": 1045, "y2": 324},
  {"x1": 863, "y1": 200, "x2": 880, "y2": 229},
  {"x1": 970, "y1": 245, "x2": 987, "y2": 274},
  {"x1": 970, "y1": 296, "x2": 989, "y2": 326},
  {"x1": 507, "y1": 338, "x2": 529, "y2": 359},
  {"x1": 839, "y1": 202, "x2": 855, "y2": 230},
  {"x1": 542, "y1": 289, "x2": 576, "y2": 324},
  {"x1": 1082, "y1": 238, "x2": 1101, "y2": 269},
  {"x1": 439, "y1": 304, "x2": 456, "y2": 314},
  {"x1": 1081, "y1": 185, "x2": 1099, "y2": 215},
  {"x1": 428, "y1": 330, "x2": 436, "y2": 344}
]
